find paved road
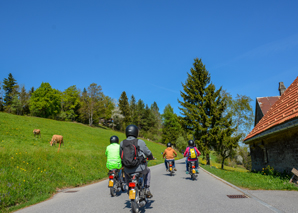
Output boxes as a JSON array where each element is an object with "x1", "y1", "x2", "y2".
[{"x1": 16, "y1": 158, "x2": 297, "y2": 213}]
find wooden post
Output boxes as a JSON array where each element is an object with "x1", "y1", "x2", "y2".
[{"x1": 289, "y1": 168, "x2": 298, "y2": 183}]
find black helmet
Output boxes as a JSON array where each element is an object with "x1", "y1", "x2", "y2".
[
  {"x1": 167, "y1": 142, "x2": 171, "y2": 147},
  {"x1": 110, "y1": 135, "x2": 119, "y2": 144},
  {"x1": 188, "y1": 140, "x2": 194, "y2": 146},
  {"x1": 126, "y1": 124, "x2": 138, "y2": 138}
]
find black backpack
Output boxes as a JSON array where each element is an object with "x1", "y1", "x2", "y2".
[{"x1": 121, "y1": 139, "x2": 143, "y2": 168}]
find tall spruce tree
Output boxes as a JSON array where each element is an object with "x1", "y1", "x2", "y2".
[
  {"x1": 2, "y1": 73, "x2": 18, "y2": 109},
  {"x1": 119, "y1": 91, "x2": 130, "y2": 128},
  {"x1": 129, "y1": 95, "x2": 137, "y2": 124},
  {"x1": 178, "y1": 58, "x2": 232, "y2": 165},
  {"x1": 162, "y1": 104, "x2": 182, "y2": 146}
]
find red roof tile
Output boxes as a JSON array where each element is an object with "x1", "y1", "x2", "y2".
[
  {"x1": 244, "y1": 77, "x2": 298, "y2": 142},
  {"x1": 257, "y1": 96, "x2": 280, "y2": 115}
]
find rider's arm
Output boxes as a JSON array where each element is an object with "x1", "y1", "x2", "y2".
[
  {"x1": 173, "y1": 150, "x2": 177, "y2": 157},
  {"x1": 162, "y1": 151, "x2": 166, "y2": 158},
  {"x1": 138, "y1": 139, "x2": 153, "y2": 159},
  {"x1": 183, "y1": 147, "x2": 189, "y2": 157}
]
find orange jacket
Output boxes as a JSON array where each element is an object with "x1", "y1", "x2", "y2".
[{"x1": 163, "y1": 147, "x2": 177, "y2": 159}]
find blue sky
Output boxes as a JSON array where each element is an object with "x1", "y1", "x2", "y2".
[{"x1": 1, "y1": 0, "x2": 298, "y2": 116}]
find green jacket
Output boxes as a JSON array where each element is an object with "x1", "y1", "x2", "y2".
[{"x1": 105, "y1": 143, "x2": 122, "y2": 170}]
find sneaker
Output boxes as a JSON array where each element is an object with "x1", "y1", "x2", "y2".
[
  {"x1": 166, "y1": 169, "x2": 169, "y2": 172},
  {"x1": 186, "y1": 171, "x2": 189, "y2": 174},
  {"x1": 145, "y1": 188, "x2": 153, "y2": 198},
  {"x1": 195, "y1": 169, "x2": 199, "y2": 173},
  {"x1": 174, "y1": 168, "x2": 177, "y2": 171}
]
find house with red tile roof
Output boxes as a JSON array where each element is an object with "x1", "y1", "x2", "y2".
[{"x1": 244, "y1": 77, "x2": 298, "y2": 172}]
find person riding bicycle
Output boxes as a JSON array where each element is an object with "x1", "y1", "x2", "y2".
[
  {"x1": 184, "y1": 140, "x2": 201, "y2": 174},
  {"x1": 105, "y1": 135, "x2": 123, "y2": 182},
  {"x1": 163, "y1": 142, "x2": 177, "y2": 171},
  {"x1": 120, "y1": 124, "x2": 154, "y2": 198}
]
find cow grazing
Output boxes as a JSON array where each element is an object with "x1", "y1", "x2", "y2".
[
  {"x1": 49, "y1": 135, "x2": 63, "y2": 152},
  {"x1": 33, "y1": 129, "x2": 41, "y2": 138}
]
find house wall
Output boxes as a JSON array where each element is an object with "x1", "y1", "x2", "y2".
[{"x1": 249, "y1": 125, "x2": 298, "y2": 173}]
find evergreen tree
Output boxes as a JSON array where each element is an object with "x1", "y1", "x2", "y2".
[
  {"x1": 2, "y1": 73, "x2": 18, "y2": 110},
  {"x1": 136, "y1": 99, "x2": 145, "y2": 130},
  {"x1": 129, "y1": 95, "x2": 137, "y2": 124},
  {"x1": 161, "y1": 104, "x2": 182, "y2": 146},
  {"x1": 178, "y1": 58, "x2": 233, "y2": 165},
  {"x1": 119, "y1": 91, "x2": 130, "y2": 128},
  {"x1": 0, "y1": 81, "x2": 3, "y2": 111},
  {"x1": 78, "y1": 88, "x2": 89, "y2": 124}
]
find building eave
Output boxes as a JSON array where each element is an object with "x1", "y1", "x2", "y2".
[{"x1": 244, "y1": 117, "x2": 298, "y2": 144}]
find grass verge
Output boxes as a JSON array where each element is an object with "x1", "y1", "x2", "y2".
[{"x1": 198, "y1": 156, "x2": 298, "y2": 191}]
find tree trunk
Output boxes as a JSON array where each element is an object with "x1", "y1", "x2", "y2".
[
  {"x1": 221, "y1": 158, "x2": 225, "y2": 169},
  {"x1": 206, "y1": 153, "x2": 210, "y2": 165}
]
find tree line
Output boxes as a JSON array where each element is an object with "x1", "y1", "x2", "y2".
[{"x1": 0, "y1": 58, "x2": 254, "y2": 169}]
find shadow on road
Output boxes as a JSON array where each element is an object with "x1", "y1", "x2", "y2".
[
  {"x1": 182, "y1": 176, "x2": 198, "y2": 181},
  {"x1": 163, "y1": 173, "x2": 176, "y2": 177},
  {"x1": 123, "y1": 200, "x2": 155, "y2": 212}
]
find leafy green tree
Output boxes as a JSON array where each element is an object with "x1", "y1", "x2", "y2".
[
  {"x1": 87, "y1": 83, "x2": 103, "y2": 126},
  {"x1": 179, "y1": 58, "x2": 234, "y2": 165},
  {"x1": 60, "y1": 85, "x2": 80, "y2": 121},
  {"x1": 2, "y1": 73, "x2": 18, "y2": 111},
  {"x1": 29, "y1": 82, "x2": 61, "y2": 118},
  {"x1": 111, "y1": 100, "x2": 124, "y2": 130},
  {"x1": 98, "y1": 94, "x2": 115, "y2": 125},
  {"x1": 222, "y1": 91, "x2": 254, "y2": 141},
  {"x1": 161, "y1": 104, "x2": 182, "y2": 146},
  {"x1": 176, "y1": 135, "x2": 188, "y2": 152},
  {"x1": 119, "y1": 91, "x2": 130, "y2": 128}
]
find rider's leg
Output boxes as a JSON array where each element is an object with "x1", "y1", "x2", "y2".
[
  {"x1": 144, "y1": 168, "x2": 153, "y2": 198},
  {"x1": 185, "y1": 157, "x2": 188, "y2": 171},
  {"x1": 195, "y1": 160, "x2": 199, "y2": 173},
  {"x1": 118, "y1": 169, "x2": 122, "y2": 182},
  {"x1": 144, "y1": 168, "x2": 151, "y2": 187},
  {"x1": 165, "y1": 159, "x2": 168, "y2": 170}
]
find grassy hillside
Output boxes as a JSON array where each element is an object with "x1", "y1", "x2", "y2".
[{"x1": 0, "y1": 112, "x2": 182, "y2": 212}]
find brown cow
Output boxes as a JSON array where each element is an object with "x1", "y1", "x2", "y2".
[
  {"x1": 49, "y1": 135, "x2": 63, "y2": 152},
  {"x1": 33, "y1": 129, "x2": 41, "y2": 138}
]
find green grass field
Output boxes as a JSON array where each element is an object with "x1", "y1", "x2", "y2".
[{"x1": 0, "y1": 112, "x2": 182, "y2": 212}]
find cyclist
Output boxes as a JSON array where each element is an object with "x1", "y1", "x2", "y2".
[
  {"x1": 163, "y1": 142, "x2": 177, "y2": 171},
  {"x1": 184, "y1": 140, "x2": 201, "y2": 174},
  {"x1": 105, "y1": 135, "x2": 123, "y2": 182},
  {"x1": 120, "y1": 124, "x2": 154, "y2": 198}
]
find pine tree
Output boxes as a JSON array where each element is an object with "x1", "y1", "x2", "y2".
[
  {"x1": 136, "y1": 99, "x2": 145, "y2": 130},
  {"x1": 178, "y1": 58, "x2": 233, "y2": 165},
  {"x1": 119, "y1": 91, "x2": 130, "y2": 127},
  {"x1": 162, "y1": 104, "x2": 182, "y2": 146},
  {"x1": 2, "y1": 73, "x2": 18, "y2": 109},
  {"x1": 129, "y1": 95, "x2": 137, "y2": 124}
]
